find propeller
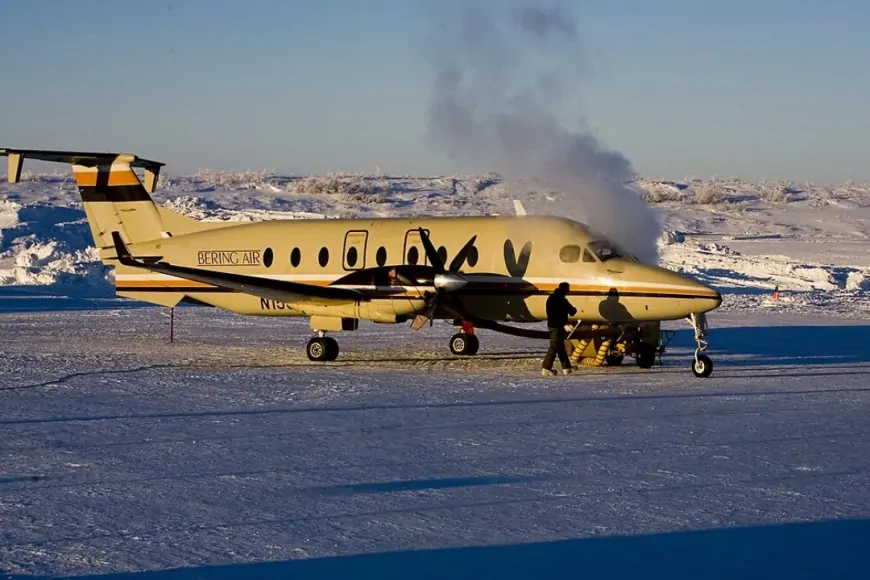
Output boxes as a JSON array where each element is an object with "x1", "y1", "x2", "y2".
[{"x1": 410, "y1": 228, "x2": 477, "y2": 330}]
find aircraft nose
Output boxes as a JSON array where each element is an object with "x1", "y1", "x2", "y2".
[
  {"x1": 687, "y1": 276, "x2": 722, "y2": 313},
  {"x1": 670, "y1": 270, "x2": 721, "y2": 313},
  {"x1": 631, "y1": 264, "x2": 722, "y2": 315}
]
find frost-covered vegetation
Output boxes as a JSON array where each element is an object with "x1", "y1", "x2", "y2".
[
  {"x1": 2, "y1": 169, "x2": 870, "y2": 316},
  {"x1": 632, "y1": 177, "x2": 868, "y2": 207}
]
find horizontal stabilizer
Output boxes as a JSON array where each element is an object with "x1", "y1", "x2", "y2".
[{"x1": 1, "y1": 148, "x2": 164, "y2": 192}]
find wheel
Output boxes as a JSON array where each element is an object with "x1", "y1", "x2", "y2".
[
  {"x1": 605, "y1": 353, "x2": 624, "y2": 366},
  {"x1": 306, "y1": 337, "x2": 329, "y2": 362},
  {"x1": 635, "y1": 344, "x2": 656, "y2": 369},
  {"x1": 324, "y1": 336, "x2": 339, "y2": 361},
  {"x1": 692, "y1": 354, "x2": 713, "y2": 378},
  {"x1": 449, "y1": 333, "x2": 479, "y2": 356},
  {"x1": 466, "y1": 334, "x2": 480, "y2": 355}
]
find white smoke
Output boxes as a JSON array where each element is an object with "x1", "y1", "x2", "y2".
[{"x1": 424, "y1": 1, "x2": 662, "y2": 263}]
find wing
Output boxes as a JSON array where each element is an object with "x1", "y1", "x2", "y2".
[{"x1": 111, "y1": 232, "x2": 363, "y2": 305}]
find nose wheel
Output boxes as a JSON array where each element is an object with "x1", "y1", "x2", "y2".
[
  {"x1": 692, "y1": 354, "x2": 713, "y2": 377},
  {"x1": 688, "y1": 313, "x2": 713, "y2": 377},
  {"x1": 307, "y1": 334, "x2": 339, "y2": 362}
]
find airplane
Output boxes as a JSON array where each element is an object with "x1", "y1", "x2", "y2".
[{"x1": 1, "y1": 148, "x2": 722, "y2": 377}]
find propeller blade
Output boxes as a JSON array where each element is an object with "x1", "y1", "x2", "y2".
[
  {"x1": 448, "y1": 235, "x2": 478, "y2": 272},
  {"x1": 410, "y1": 313, "x2": 430, "y2": 330},
  {"x1": 417, "y1": 228, "x2": 445, "y2": 273},
  {"x1": 410, "y1": 294, "x2": 438, "y2": 331}
]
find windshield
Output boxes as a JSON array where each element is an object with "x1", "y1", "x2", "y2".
[{"x1": 588, "y1": 240, "x2": 636, "y2": 262}]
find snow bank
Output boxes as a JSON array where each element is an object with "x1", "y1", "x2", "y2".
[
  {"x1": 0, "y1": 199, "x2": 113, "y2": 294},
  {"x1": 2, "y1": 171, "x2": 869, "y2": 317}
]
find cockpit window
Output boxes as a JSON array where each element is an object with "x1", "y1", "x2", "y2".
[
  {"x1": 588, "y1": 240, "x2": 636, "y2": 262},
  {"x1": 582, "y1": 249, "x2": 597, "y2": 263},
  {"x1": 559, "y1": 244, "x2": 582, "y2": 263}
]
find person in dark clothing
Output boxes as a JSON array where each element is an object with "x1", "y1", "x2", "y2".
[{"x1": 542, "y1": 281, "x2": 577, "y2": 376}]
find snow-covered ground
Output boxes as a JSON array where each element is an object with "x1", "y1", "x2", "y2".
[
  {"x1": 1, "y1": 308, "x2": 869, "y2": 578},
  {"x1": 1, "y1": 171, "x2": 869, "y2": 578}
]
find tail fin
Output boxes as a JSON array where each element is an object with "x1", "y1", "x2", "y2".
[
  {"x1": 2, "y1": 148, "x2": 206, "y2": 248},
  {"x1": 73, "y1": 157, "x2": 171, "y2": 245}
]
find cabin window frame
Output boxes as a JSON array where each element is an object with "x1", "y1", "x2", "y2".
[
  {"x1": 403, "y1": 228, "x2": 430, "y2": 266},
  {"x1": 342, "y1": 230, "x2": 369, "y2": 271}
]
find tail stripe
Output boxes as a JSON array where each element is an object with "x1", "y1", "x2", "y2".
[
  {"x1": 72, "y1": 163, "x2": 141, "y2": 186},
  {"x1": 78, "y1": 185, "x2": 153, "y2": 203}
]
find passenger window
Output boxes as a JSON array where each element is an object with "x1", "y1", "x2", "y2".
[
  {"x1": 376, "y1": 246, "x2": 387, "y2": 266},
  {"x1": 583, "y1": 249, "x2": 597, "y2": 263},
  {"x1": 437, "y1": 246, "x2": 448, "y2": 265},
  {"x1": 407, "y1": 246, "x2": 419, "y2": 265},
  {"x1": 559, "y1": 245, "x2": 582, "y2": 263},
  {"x1": 346, "y1": 246, "x2": 358, "y2": 268},
  {"x1": 263, "y1": 247, "x2": 274, "y2": 268},
  {"x1": 318, "y1": 247, "x2": 329, "y2": 267},
  {"x1": 290, "y1": 247, "x2": 301, "y2": 267}
]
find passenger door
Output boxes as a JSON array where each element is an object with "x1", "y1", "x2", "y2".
[
  {"x1": 343, "y1": 230, "x2": 368, "y2": 271},
  {"x1": 403, "y1": 229, "x2": 430, "y2": 266}
]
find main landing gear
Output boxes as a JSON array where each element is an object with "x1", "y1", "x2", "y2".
[
  {"x1": 449, "y1": 320, "x2": 480, "y2": 356},
  {"x1": 688, "y1": 312, "x2": 713, "y2": 378},
  {"x1": 306, "y1": 331, "x2": 339, "y2": 362}
]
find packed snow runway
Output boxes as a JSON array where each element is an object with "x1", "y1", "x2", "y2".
[
  {"x1": 1, "y1": 306, "x2": 869, "y2": 579},
  {"x1": 2, "y1": 170, "x2": 870, "y2": 577}
]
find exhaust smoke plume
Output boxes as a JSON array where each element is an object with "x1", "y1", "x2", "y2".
[{"x1": 424, "y1": 1, "x2": 661, "y2": 263}]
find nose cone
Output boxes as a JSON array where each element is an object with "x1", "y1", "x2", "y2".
[
  {"x1": 656, "y1": 267, "x2": 722, "y2": 314},
  {"x1": 677, "y1": 273, "x2": 722, "y2": 314},
  {"x1": 620, "y1": 262, "x2": 722, "y2": 318},
  {"x1": 434, "y1": 272, "x2": 468, "y2": 292}
]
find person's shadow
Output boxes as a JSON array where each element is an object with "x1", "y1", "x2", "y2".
[{"x1": 598, "y1": 288, "x2": 633, "y2": 323}]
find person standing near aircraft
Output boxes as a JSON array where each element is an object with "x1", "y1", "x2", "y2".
[{"x1": 542, "y1": 282, "x2": 577, "y2": 376}]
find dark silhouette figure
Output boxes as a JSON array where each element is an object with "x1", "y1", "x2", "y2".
[
  {"x1": 598, "y1": 287, "x2": 633, "y2": 322},
  {"x1": 542, "y1": 282, "x2": 577, "y2": 375}
]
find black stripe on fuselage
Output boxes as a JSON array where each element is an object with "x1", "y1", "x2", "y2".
[
  {"x1": 79, "y1": 184, "x2": 152, "y2": 203},
  {"x1": 118, "y1": 287, "x2": 233, "y2": 293},
  {"x1": 116, "y1": 286, "x2": 718, "y2": 301}
]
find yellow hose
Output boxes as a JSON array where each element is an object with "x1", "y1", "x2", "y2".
[
  {"x1": 579, "y1": 337, "x2": 612, "y2": 367},
  {"x1": 569, "y1": 324, "x2": 595, "y2": 366}
]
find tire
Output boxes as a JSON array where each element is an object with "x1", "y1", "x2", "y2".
[
  {"x1": 605, "y1": 353, "x2": 624, "y2": 366},
  {"x1": 449, "y1": 333, "x2": 479, "y2": 356},
  {"x1": 466, "y1": 334, "x2": 480, "y2": 355},
  {"x1": 635, "y1": 344, "x2": 656, "y2": 369},
  {"x1": 692, "y1": 354, "x2": 713, "y2": 378},
  {"x1": 324, "y1": 337, "x2": 339, "y2": 361},
  {"x1": 306, "y1": 337, "x2": 329, "y2": 362}
]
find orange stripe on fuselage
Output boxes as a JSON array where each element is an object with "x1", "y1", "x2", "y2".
[{"x1": 114, "y1": 279, "x2": 717, "y2": 299}]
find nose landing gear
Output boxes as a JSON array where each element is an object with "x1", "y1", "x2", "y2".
[{"x1": 688, "y1": 313, "x2": 713, "y2": 378}]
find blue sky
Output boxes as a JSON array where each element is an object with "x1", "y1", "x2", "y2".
[{"x1": 2, "y1": 0, "x2": 868, "y2": 182}]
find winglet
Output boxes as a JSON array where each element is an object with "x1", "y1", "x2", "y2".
[{"x1": 513, "y1": 200, "x2": 527, "y2": 216}]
